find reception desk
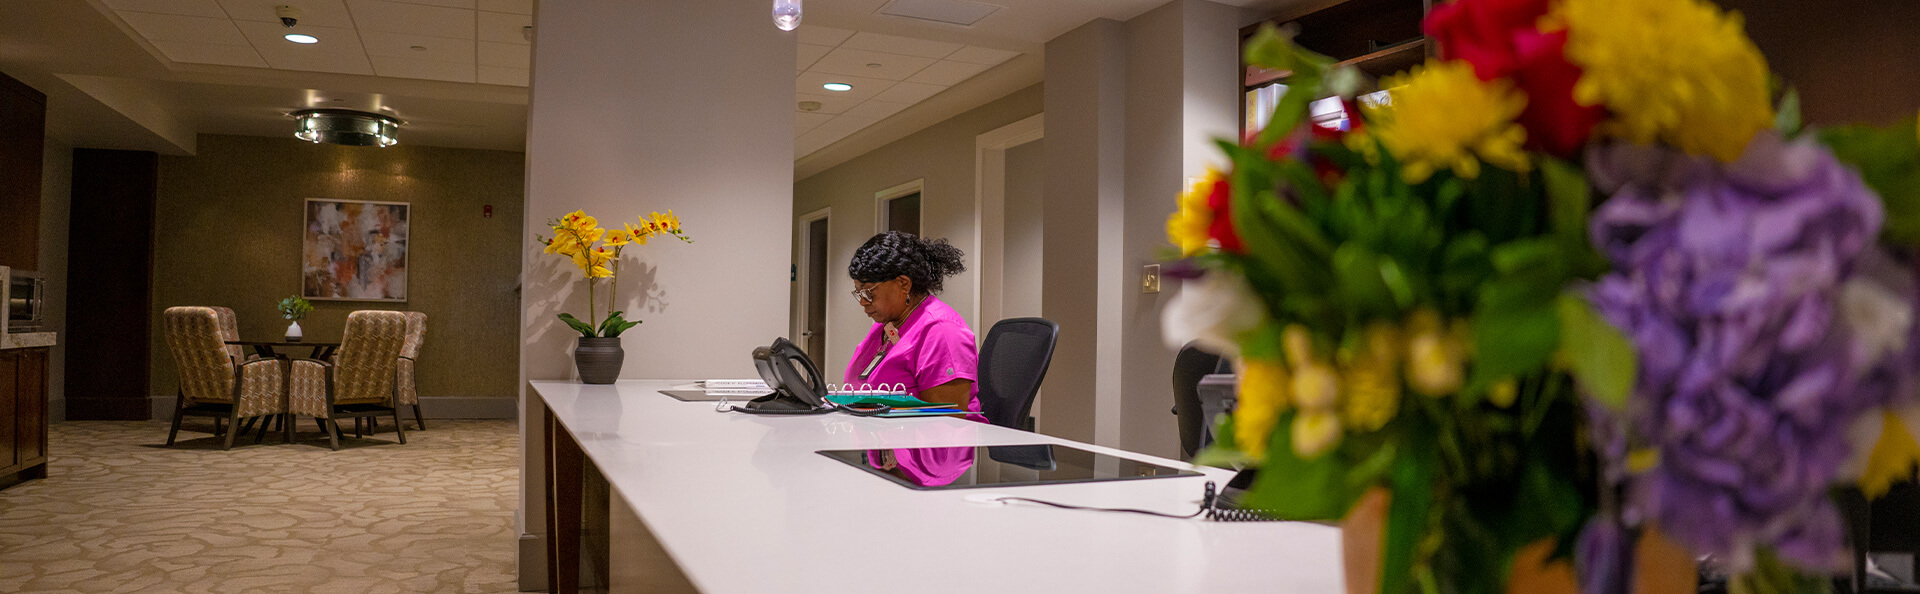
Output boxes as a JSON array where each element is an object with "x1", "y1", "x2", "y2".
[{"x1": 529, "y1": 379, "x2": 1343, "y2": 593}]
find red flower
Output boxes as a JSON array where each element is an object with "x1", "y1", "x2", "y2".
[
  {"x1": 1203, "y1": 177, "x2": 1245, "y2": 254},
  {"x1": 1425, "y1": 0, "x2": 1605, "y2": 157}
]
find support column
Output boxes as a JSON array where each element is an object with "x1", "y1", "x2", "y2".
[{"x1": 517, "y1": 0, "x2": 794, "y2": 588}]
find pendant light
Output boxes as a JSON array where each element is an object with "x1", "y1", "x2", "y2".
[
  {"x1": 773, "y1": 0, "x2": 801, "y2": 31},
  {"x1": 290, "y1": 109, "x2": 401, "y2": 147}
]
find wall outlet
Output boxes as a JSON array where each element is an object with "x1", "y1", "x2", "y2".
[{"x1": 1142, "y1": 264, "x2": 1161, "y2": 293}]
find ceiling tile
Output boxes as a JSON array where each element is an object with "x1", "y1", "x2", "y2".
[
  {"x1": 870, "y1": 81, "x2": 946, "y2": 104},
  {"x1": 796, "y1": 26, "x2": 853, "y2": 47},
  {"x1": 477, "y1": 41, "x2": 528, "y2": 68},
  {"x1": 382, "y1": 0, "x2": 475, "y2": 9},
  {"x1": 839, "y1": 32, "x2": 960, "y2": 59},
  {"x1": 796, "y1": 44, "x2": 832, "y2": 70},
  {"x1": 103, "y1": 0, "x2": 226, "y2": 18},
  {"x1": 842, "y1": 100, "x2": 909, "y2": 120},
  {"x1": 477, "y1": 65, "x2": 528, "y2": 86},
  {"x1": 152, "y1": 41, "x2": 269, "y2": 67},
  {"x1": 218, "y1": 0, "x2": 356, "y2": 28},
  {"x1": 476, "y1": 65, "x2": 527, "y2": 86},
  {"x1": 361, "y1": 31, "x2": 474, "y2": 62},
  {"x1": 476, "y1": 11, "x2": 530, "y2": 45},
  {"x1": 795, "y1": 112, "x2": 833, "y2": 135},
  {"x1": 347, "y1": 0, "x2": 475, "y2": 39},
  {"x1": 807, "y1": 47, "x2": 935, "y2": 82},
  {"x1": 797, "y1": 114, "x2": 879, "y2": 153},
  {"x1": 237, "y1": 21, "x2": 364, "y2": 55},
  {"x1": 476, "y1": 0, "x2": 531, "y2": 15},
  {"x1": 904, "y1": 59, "x2": 988, "y2": 85},
  {"x1": 796, "y1": 133, "x2": 834, "y2": 159},
  {"x1": 258, "y1": 51, "x2": 374, "y2": 75},
  {"x1": 371, "y1": 55, "x2": 476, "y2": 82},
  {"x1": 944, "y1": 45, "x2": 1020, "y2": 65},
  {"x1": 795, "y1": 71, "x2": 894, "y2": 102},
  {"x1": 117, "y1": 12, "x2": 250, "y2": 46},
  {"x1": 794, "y1": 92, "x2": 861, "y2": 115}
]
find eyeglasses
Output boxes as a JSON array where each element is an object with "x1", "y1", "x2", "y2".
[{"x1": 852, "y1": 284, "x2": 876, "y2": 304}]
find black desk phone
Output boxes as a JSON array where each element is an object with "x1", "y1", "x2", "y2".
[{"x1": 736, "y1": 338, "x2": 888, "y2": 416}]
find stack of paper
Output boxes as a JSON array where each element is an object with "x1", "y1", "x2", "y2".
[{"x1": 702, "y1": 379, "x2": 771, "y2": 397}]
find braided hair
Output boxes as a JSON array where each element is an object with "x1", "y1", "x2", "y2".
[{"x1": 848, "y1": 231, "x2": 966, "y2": 295}]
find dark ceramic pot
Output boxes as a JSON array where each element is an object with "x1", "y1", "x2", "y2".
[{"x1": 574, "y1": 336, "x2": 624, "y2": 384}]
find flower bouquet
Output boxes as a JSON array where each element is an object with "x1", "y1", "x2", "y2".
[
  {"x1": 537, "y1": 209, "x2": 692, "y2": 383},
  {"x1": 1163, "y1": 0, "x2": 1920, "y2": 592}
]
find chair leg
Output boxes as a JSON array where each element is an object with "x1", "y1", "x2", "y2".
[
  {"x1": 354, "y1": 417, "x2": 364, "y2": 438},
  {"x1": 283, "y1": 414, "x2": 294, "y2": 444},
  {"x1": 222, "y1": 411, "x2": 240, "y2": 451},
  {"x1": 392, "y1": 408, "x2": 407, "y2": 445},
  {"x1": 166, "y1": 403, "x2": 186, "y2": 446},
  {"x1": 326, "y1": 419, "x2": 342, "y2": 451},
  {"x1": 412, "y1": 404, "x2": 426, "y2": 431},
  {"x1": 214, "y1": 416, "x2": 224, "y2": 437},
  {"x1": 253, "y1": 416, "x2": 270, "y2": 444},
  {"x1": 240, "y1": 417, "x2": 258, "y2": 435},
  {"x1": 369, "y1": 416, "x2": 378, "y2": 434}
]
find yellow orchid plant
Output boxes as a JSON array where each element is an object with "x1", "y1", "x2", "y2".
[{"x1": 536, "y1": 209, "x2": 692, "y2": 337}]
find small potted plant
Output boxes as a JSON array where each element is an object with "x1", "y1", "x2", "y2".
[
  {"x1": 278, "y1": 296, "x2": 313, "y2": 342},
  {"x1": 535, "y1": 209, "x2": 692, "y2": 383}
]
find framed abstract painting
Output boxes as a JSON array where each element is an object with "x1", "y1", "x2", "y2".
[{"x1": 303, "y1": 198, "x2": 409, "y2": 301}]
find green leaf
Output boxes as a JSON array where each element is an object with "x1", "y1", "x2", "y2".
[
  {"x1": 1378, "y1": 421, "x2": 1437, "y2": 594},
  {"x1": 1554, "y1": 293, "x2": 1637, "y2": 410},
  {"x1": 1821, "y1": 118, "x2": 1920, "y2": 245},
  {"x1": 1540, "y1": 157, "x2": 1590, "y2": 243},
  {"x1": 1241, "y1": 411, "x2": 1353, "y2": 520},
  {"x1": 1469, "y1": 302, "x2": 1559, "y2": 390},
  {"x1": 556, "y1": 313, "x2": 596, "y2": 337},
  {"x1": 1774, "y1": 87, "x2": 1801, "y2": 136}
]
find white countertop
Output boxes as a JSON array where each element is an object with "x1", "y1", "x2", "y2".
[
  {"x1": 0, "y1": 332, "x2": 55, "y2": 349},
  {"x1": 530, "y1": 379, "x2": 1344, "y2": 594}
]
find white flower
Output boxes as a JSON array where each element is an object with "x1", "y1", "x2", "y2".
[
  {"x1": 1840, "y1": 277, "x2": 1913, "y2": 374},
  {"x1": 1161, "y1": 270, "x2": 1265, "y2": 359}
]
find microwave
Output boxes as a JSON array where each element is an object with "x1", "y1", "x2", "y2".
[{"x1": 4, "y1": 267, "x2": 43, "y2": 333}]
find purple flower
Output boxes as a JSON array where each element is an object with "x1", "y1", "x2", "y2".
[{"x1": 1583, "y1": 131, "x2": 1896, "y2": 573}]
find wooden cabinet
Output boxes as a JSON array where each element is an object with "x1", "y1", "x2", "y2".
[
  {"x1": 0, "y1": 347, "x2": 49, "y2": 490},
  {"x1": 0, "y1": 72, "x2": 47, "y2": 271}
]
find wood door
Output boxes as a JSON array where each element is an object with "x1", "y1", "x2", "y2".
[
  {"x1": 0, "y1": 351, "x2": 17, "y2": 470},
  {"x1": 17, "y1": 348, "x2": 44, "y2": 463},
  {"x1": 804, "y1": 216, "x2": 828, "y2": 359},
  {"x1": 65, "y1": 149, "x2": 157, "y2": 420}
]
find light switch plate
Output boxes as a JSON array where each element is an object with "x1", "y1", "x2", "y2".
[{"x1": 1142, "y1": 264, "x2": 1161, "y2": 293}]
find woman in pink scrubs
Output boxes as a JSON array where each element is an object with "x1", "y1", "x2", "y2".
[{"x1": 846, "y1": 232, "x2": 981, "y2": 486}]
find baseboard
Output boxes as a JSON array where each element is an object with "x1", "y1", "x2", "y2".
[{"x1": 145, "y1": 395, "x2": 518, "y2": 421}]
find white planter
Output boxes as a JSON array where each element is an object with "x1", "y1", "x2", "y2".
[{"x1": 286, "y1": 320, "x2": 303, "y2": 342}]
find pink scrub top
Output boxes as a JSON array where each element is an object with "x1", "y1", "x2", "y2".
[{"x1": 847, "y1": 294, "x2": 984, "y2": 486}]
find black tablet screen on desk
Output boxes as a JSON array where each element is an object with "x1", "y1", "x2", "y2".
[{"x1": 816, "y1": 444, "x2": 1201, "y2": 490}]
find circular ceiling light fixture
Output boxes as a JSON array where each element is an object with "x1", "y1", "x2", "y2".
[
  {"x1": 822, "y1": 82, "x2": 852, "y2": 92},
  {"x1": 772, "y1": 0, "x2": 801, "y2": 31},
  {"x1": 290, "y1": 108, "x2": 402, "y2": 147},
  {"x1": 285, "y1": 33, "x2": 319, "y2": 43}
]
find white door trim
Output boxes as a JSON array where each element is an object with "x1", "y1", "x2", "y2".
[
  {"x1": 794, "y1": 207, "x2": 831, "y2": 358},
  {"x1": 873, "y1": 178, "x2": 925, "y2": 234},
  {"x1": 972, "y1": 113, "x2": 1044, "y2": 329}
]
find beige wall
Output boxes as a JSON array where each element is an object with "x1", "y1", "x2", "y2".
[
  {"x1": 791, "y1": 84, "x2": 1044, "y2": 385},
  {"x1": 39, "y1": 135, "x2": 71, "y2": 420},
  {"x1": 1002, "y1": 139, "x2": 1045, "y2": 320},
  {"x1": 149, "y1": 133, "x2": 525, "y2": 405}
]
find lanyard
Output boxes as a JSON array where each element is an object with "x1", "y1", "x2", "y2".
[
  {"x1": 858, "y1": 343, "x2": 889, "y2": 380},
  {"x1": 859, "y1": 296, "x2": 925, "y2": 381}
]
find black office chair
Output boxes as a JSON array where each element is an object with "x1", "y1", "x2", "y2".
[
  {"x1": 976, "y1": 317, "x2": 1059, "y2": 430},
  {"x1": 1172, "y1": 344, "x2": 1231, "y2": 459}
]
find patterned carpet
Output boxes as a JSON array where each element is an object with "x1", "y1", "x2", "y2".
[{"x1": 0, "y1": 419, "x2": 521, "y2": 593}]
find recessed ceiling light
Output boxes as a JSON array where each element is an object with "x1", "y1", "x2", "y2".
[
  {"x1": 822, "y1": 82, "x2": 853, "y2": 92},
  {"x1": 285, "y1": 33, "x2": 319, "y2": 44}
]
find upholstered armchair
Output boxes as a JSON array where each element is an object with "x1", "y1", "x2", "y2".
[
  {"x1": 162, "y1": 306, "x2": 288, "y2": 450},
  {"x1": 396, "y1": 311, "x2": 427, "y2": 430},
  {"x1": 289, "y1": 310, "x2": 409, "y2": 450},
  {"x1": 209, "y1": 306, "x2": 248, "y2": 365}
]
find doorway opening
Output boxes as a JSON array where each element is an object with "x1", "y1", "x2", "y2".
[{"x1": 796, "y1": 208, "x2": 830, "y2": 361}]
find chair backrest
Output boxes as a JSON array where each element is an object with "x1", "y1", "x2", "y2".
[
  {"x1": 210, "y1": 306, "x2": 245, "y2": 364},
  {"x1": 333, "y1": 310, "x2": 409, "y2": 404},
  {"x1": 1172, "y1": 344, "x2": 1224, "y2": 459},
  {"x1": 399, "y1": 312, "x2": 427, "y2": 359},
  {"x1": 976, "y1": 317, "x2": 1059, "y2": 430},
  {"x1": 163, "y1": 306, "x2": 237, "y2": 403}
]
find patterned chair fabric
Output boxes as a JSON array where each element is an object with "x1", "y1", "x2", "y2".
[
  {"x1": 162, "y1": 306, "x2": 285, "y2": 418},
  {"x1": 210, "y1": 306, "x2": 246, "y2": 365},
  {"x1": 396, "y1": 312, "x2": 426, "y2": 406},
  {"x1": 289, "y1": 310, "x2": 408, "y2": 418}
]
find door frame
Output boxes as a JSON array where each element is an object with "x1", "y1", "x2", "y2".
[
  {"x1": 794, "y1": 207, "x2": 831, "y2": 360},
  {"x1": 972, "y1": 112, "x2": 1044, "y2": 328},
  {"x1": 873, "y1": 179, "x2": 924, "y2": 235}
]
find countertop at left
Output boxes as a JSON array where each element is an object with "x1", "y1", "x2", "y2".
[{"x1": 1, "y1": 332, "x2": 56, "y2": 349}]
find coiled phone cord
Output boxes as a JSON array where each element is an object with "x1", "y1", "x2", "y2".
[{"x1": 990, "y1": 481, "x2": 1286, "y2": 522}]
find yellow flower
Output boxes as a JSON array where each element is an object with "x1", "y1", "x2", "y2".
[
  {"x1": 1167, "y1": 171, "x2": 1221, "y2": 256},
  {"x1": 1340, "y1": 322, "x2": 1403, "y2": 431},
  {"x1": 1367, "y1": 60, "x2": 1530, "y2": 183},
  {"x1": 1405, "y1": 309, "x2": 1466, "y2": 397},
  {"x1": 559, "y1": 210, "x2": 589, "y2": 229},
  {"x1": 1291, "y1": 410, "x2": 1342, "y2": 458},
  {"x1": 1487, "y1": 378, "x2": 1519, "y2": 408},
  {"x1": 1862, "y1": 411, "x2": 1920, "y2": 499},
  {"x1": 645, "y1": 211, "x2": 682, "y2": 233},
  {"x1": 624, "y1": 223, "x2": 652, "y2": 246},
  {"x1": 1234, "y1": 358, "x2": 1291, "y2": 460},
  {"x1": 542, "y1": 234, "x2": 581, "y2": 256},
  {"x1": 603, "y1": 229, "x2": 631, "y2": 247},
  {"x1": 1551, "y1": 0, "x2": 1773, "y2": 162},
  {"x1": 1291, "y1": 362, "x2": 1338, "y2": 410},
  {"x1": 578, "y1": 226, "x2": 605, "y2": 243}
]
